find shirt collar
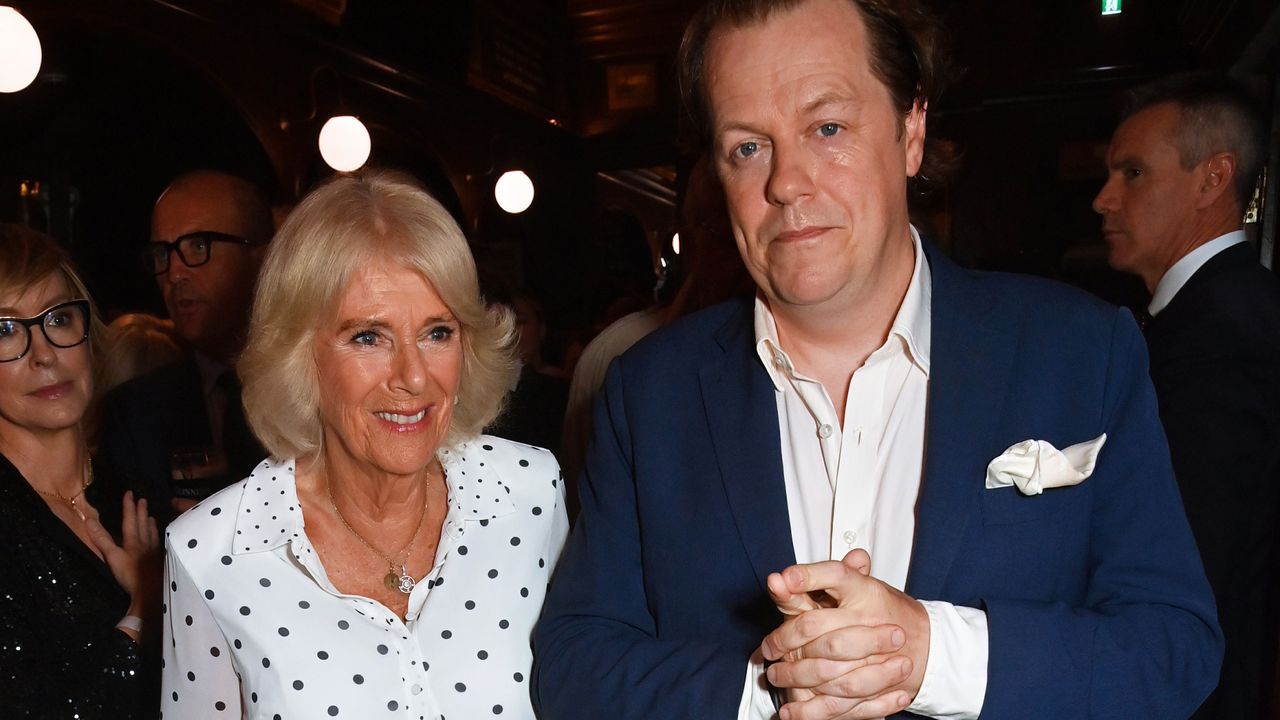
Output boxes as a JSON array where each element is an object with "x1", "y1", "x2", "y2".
[
  {"x1": 1149, "y1": 230, "x2": 1246, "y2": 316},
  {"x1": 436, "y1": 437, "x2": 519, "y2": 539},
  {"x1": 231, "y1": 457, "x2": 303, "y2": 555},
  {"x1": 753, "y1": 225, "x2": 932, "y2": 391},
  {"x1": 231, "y1": 441, "x2": 519, "y2": 555}
]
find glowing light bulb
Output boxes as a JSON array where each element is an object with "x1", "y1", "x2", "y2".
[
  {"x1": 318, "y1": 115, "x2": 371, "y2": 172},
  {"x1": 0, "y1": 7, "x2": 42, "y2": 93},
  {"x1": 495, "y1": 171, "x2": 535, "y2": 214},
  {"x1": 671, "y1": 232, "x2": 681, "y2": 255}
]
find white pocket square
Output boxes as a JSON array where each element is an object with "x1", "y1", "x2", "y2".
[{"x1": 985, "y1": 433, "x2": 1107, "y2": 496}]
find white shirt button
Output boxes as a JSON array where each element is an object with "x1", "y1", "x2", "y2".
[
  {"x1": 843, "y1": 530, "x2": 857, "y2": 547},
  {"x1": 818, "y1": 424, "x2": 834, "y2": 439}
]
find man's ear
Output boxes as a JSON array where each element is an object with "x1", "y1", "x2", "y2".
[
  {"x1": 1196, "y1": 152, "x2": 1236, "y2": 210},
  {"x1": 904, "y1": 100, "x2": 927, "y2": 178}
]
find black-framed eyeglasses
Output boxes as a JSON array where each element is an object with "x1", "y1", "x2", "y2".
[
  {"x1": 0, "y1": 300, "x2": 91, "y2": 363},
  {"x1": 143, "y1": 231, "x2": 260, "y2": 275}
]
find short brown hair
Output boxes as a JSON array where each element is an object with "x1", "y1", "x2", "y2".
[
  {"x1": 678, "y1": 0, "x2": 946, "y2": 149},
  {"x1": 239, "y1": 170, "x2": 518, "y2": 462}
]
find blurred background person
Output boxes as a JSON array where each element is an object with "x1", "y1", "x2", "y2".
[
  {"x1": 559, "y1": 156, "x2": 752, "y2": 500},
  {"x1": 98, "y1": 313, "x2": 183, "y2": 395},
  {"x1": 1095, "y1": 72, "x2": 1280, "y2": 720},
  {"x1": 86, "y1": 313, "x2": 183, "y2": 452},
  {"x1": 0, "y1": 223, "x2": 162, "y2": 718},
  {"x1": 161, "y1": 171, "x2": 568, "y2": 719},
  {"x1": 486, "y1": 287, "x2": 569, "y2": 455},
  {"x1": 98, "y1": 169, "x2": 271, "y2": 523}
]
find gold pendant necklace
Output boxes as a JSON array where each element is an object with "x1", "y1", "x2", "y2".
[
  {"x1": 36, "y1": 464, "x2": 94, "y2": 521},
  {"x1": 327, "y1": 465, "x2": 435, "y2": 595}
]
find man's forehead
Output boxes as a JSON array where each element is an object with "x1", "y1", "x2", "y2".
[
  {"x1": 704, "y1": 0, "x2": 877, "y2": 124},
  {"x1": 1108, "y1": 105, "x2": 1181, "y2": 160},
  {"x1": 152, "y1": 183, "x2": 249, "y2": 240}
]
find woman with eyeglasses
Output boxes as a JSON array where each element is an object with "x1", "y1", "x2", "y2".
[{"x1": 0, "y1": 223, "x2": 162, "y2": 718}]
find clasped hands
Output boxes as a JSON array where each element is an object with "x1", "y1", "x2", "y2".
[{"x1": 761, "y1": 549, "x2": 930, "y2": 720}]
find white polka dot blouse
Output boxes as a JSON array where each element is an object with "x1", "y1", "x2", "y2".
[{"x1": 161, "y1": 436, "x2": 568, "y2": 719}]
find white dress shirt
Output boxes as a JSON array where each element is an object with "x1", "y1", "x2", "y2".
[
  {"x1": 1148, "y1": 230, "x2": 1247, "y2": 316},
  {"x1": 740, "y1": 229, "x2": 987, "y2": 720},
  {"x1": 161, "y1": 436, "x2": 568, "y2": 719}
]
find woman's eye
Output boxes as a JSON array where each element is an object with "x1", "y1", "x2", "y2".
[
  {"x1": 427, "y1": 326, "x2": 455, "y2": 342},
  {"x1": 818, "y1": 123, "x2": 840, "y2": 137},
  {"x1": 351, "y1": 330, "x2": 378, "y2": 346},
  {"x1": 46, "y1": 310, "x2": 72, "y2": 328},
  {"x1": 734, "y1": 141, "x2": 759, "y2": 159}
]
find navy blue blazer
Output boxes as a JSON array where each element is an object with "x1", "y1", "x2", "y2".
[{"x1": 533, "y1": 244, "x2": 1222, "y2": 719}]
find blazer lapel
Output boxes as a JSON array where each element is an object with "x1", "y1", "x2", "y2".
[
  {"x1": 701, "y1": 301, "x2": 796, "y2": 592},
  {"x1": 907, "y1": 245, "x2": 1014, "y2": 599}
]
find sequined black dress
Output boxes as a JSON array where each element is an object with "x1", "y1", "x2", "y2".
[{"x1": 0, "y1": 453, "x2": 159, "y2": 718}]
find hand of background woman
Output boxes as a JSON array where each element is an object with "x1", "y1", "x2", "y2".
[{"x1": 85, "y1": 491, "x2": 163, "y2": 640}]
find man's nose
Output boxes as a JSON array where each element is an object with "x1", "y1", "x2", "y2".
[
  {"x1": 765, "y1": 142, "x2": 815, "y2": 207},
  {"x1": 1092, "y1": 178, "x2": 1117, "y2": 215},
  {"x1": 163, "y1": 246, "x2": 191, "y2": 283}
]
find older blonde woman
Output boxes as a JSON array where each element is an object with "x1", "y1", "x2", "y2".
[{"x1": 161, "y1": 171, "x2": 568, "y2": 719}]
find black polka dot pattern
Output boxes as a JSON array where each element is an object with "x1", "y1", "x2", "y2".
[{"x1": 160, "y1": 441, "x2": 567, "y2": 719}]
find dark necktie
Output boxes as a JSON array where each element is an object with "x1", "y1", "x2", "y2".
[{"x1": 217, "y1": 371, "x2": 260, "y2": 477}]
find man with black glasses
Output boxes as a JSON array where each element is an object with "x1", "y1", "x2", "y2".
[{"x1": 99, "y1": 170, "x2": 271, "y2": 523}]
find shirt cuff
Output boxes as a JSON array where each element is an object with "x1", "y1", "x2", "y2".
[
  {"x1": 906, "y1": 600, "x2": 988, "y2": 720},
  {"x1": 738, "y1": 647, "x2": 779, "y2": 720}
]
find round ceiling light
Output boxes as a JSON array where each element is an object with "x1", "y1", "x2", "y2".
[
  {"x1": 0, "y1": 7, "x2": 42, "y2": 93},
  {"x1": 318, "y1": 115, "x2": 371, "y2": 172},
  {"x1": 495, "y1": 170, "x2": 535, "y2": 214}
]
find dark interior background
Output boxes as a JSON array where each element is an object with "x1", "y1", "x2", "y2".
[{"x1": 2, "y1": 0, "x2": 1279, "y2": 358}]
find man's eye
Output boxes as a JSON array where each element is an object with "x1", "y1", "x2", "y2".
[
  {"x1": 734, "y1": 141, "x2": 759, "y2": 159},
  {"x1": 1125, "y1": 168, "x2": 1143, "y2": 179},
  {"x1": 818, "y1": 123, "x2": 840, "y2": 137}
]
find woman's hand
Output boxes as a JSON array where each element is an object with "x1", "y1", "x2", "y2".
[{"x1": 85, "y1": 491, "x2": 163, "y2": 634}]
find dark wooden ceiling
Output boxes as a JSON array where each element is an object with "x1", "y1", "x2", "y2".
[{"x1": 564, "y1": 0, "x2": 1280, "y2": 118}]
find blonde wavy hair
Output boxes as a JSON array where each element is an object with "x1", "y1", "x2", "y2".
[
  {"x1": 239, "y1": 170, "x2": 517, "y2": 462},
  {"x1": 0, "y1": 224, "x2": 108, "y2": 389}
]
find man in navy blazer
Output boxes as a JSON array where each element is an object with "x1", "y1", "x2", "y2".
[
  {"x1": 534, "y1": 1, "x2": 1222, "y2": 718},
  {"x1": 1095, "y1": 74, "x2": 1280, "y2": 719}
]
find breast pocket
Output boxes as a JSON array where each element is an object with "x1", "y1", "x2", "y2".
[{"x1": 980, "y1": 481, "x2": 1089, "y2": 526}]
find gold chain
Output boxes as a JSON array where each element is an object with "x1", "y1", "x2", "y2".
[
  {"x1": 35, "y1": 464, "x2": 95, "y2": 522},
  {"x1": 326, "y1": 464, "x2": 436, "y2": 594}
]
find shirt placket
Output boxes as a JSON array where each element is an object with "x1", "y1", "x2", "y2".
[
  {"x1": 286, "y1": 533, "x2": 437, "y2": 717},
  {"x1": 830, "y1": 359, "x2": 887, "y2": 561}
]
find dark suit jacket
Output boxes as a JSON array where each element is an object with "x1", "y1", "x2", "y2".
[
  {"x1": 97, "y1": 357, "x2": 265, "y2": 525},
  {"x1": 1146, "y1": 241, "x2": 1280, "y2": 720},
  {"x1": 533, "y1": 243, "x2": 1222, "y2": 719}
]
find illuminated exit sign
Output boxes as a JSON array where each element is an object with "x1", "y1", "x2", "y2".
[{"x1": 1102, "y1": 0, "x2": 1122, "y2": 14}]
